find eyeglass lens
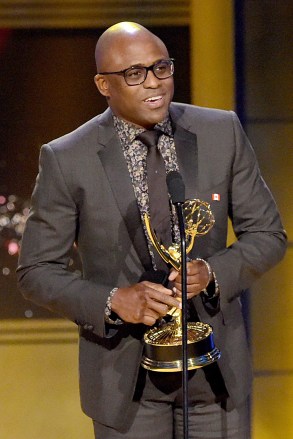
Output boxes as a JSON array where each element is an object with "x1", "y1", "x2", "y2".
[{"x1": 124, "y1": 60, "x2": 174, "y2": 85}]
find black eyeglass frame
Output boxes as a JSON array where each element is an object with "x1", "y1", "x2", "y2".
[{"x1": 98, "y1": 58, "x2": 175, "y2": 86}]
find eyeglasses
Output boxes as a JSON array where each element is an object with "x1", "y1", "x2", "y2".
[{"x1": 99, "y1": 58, "x2": 175, "y2": 86}]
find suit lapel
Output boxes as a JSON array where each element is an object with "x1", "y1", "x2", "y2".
[
  {"x1": 95, "y1": 105, "x2": 200, "y2": 270},
  {"x1": 170, "y1": 106, "x2": 207, "y2": 258},
  {"x1": 171, "y1": 113, "x2": 198, "y2": 200},
  {"x1": 97, "y1": 111, "x2": 152, "y2": 270}
]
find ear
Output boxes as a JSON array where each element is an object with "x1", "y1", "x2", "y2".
[{"x1": 94, "y1": 74, "x2": 110, "y2": 97}]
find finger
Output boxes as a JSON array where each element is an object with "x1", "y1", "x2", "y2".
[
  {"x1": 172, "y1": 280, "x2": 202, "y2": 297},
  {"x1": 186, "y1": 275, "x2": 202, "y2": 286},
  {"x1": 168, "y1": 269, "x2": 179, "y2": 281},
  {"x1": 172, "y1": 289, "x2": 202, "y2": 300},
  {"x1": 186, "y1": 262, "x2": 200, "y2": 275},
  {"x1": 148, "y1": 290, "x2": 182, "y2": 309},
  {"x1": 147, "y1": 300, "x2": 170, "y2": 317},
  {"x1": 142, "y1": 281, "x2": 173, "y2": 295},
  {"x1": 143, "y1": 315, "x2": 158, "y2": 326},
  {"x1": 141, "y1": 282, "x2": 182, "y2": 306},
  {"x1": 173, "y1": 271, "x2": 203, "y2": 287},
  {"x1": 177, "y1": 282, "x2": 201, "y2": 294}
]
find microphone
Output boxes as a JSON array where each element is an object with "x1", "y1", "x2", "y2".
[{"x1": 166, "y1": 170, "x2": 185, "y2": 204}]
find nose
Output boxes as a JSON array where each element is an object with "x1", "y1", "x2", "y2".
[{"x1": 143, "y1": 69, "x2": 160, "y2": 87}]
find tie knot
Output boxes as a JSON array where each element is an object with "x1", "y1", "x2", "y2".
[{"x1": 137, "y1": 130, "x2": 161, "y2": 149}]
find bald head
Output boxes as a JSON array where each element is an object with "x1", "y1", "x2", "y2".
[
  {"x1": 95, "y1": 22, "x2": 168, "y2": 72},
  {"x1": 93, "y1": 21, "x2": 174, "y2": 129}
]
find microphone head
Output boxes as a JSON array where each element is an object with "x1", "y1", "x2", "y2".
[{"x1": 166, "y1": 171, "x2": 185, "y2": 204}]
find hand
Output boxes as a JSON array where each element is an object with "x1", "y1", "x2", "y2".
[
  {"x1": 168, "y1": 259, "x2": 211, "y2": 299},
  {"x1": 111, "y1": 281, "x2": 182, "y2": 326}
]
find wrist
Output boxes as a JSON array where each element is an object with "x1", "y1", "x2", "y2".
[
  {"x1": 195, "y1": 258, "x2": 220, "y2": 300},
  {"x1": 203, "y1": 272, "x2": 220, "y2": 300},
  {"x1": 195, "y1": 258, "x2": 213, "y2": 287},
  {"x1": 105, "y1": 287, "x2": 124, "y2": 325}
]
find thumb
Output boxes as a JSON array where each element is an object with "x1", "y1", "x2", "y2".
[{"x1": 168, "y1": 268, "x2": 179, "y2": 281}]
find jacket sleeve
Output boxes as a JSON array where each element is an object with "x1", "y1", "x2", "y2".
[
  {"x1": 17, "y1": 144, "x2": 112, "y2": 337},
  {"x1": 207, "y1": 112, "x2": 287, "y2": 307}
]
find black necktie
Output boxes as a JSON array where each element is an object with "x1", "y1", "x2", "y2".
[{"x1": 137, "y1": 130, "x2": 172, "y2": 269}]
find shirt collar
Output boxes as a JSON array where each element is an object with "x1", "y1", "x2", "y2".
[{"x1": 113, "y1": 113, "x2": 173, "y2": 142}]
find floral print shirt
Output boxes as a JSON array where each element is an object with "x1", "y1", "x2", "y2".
[{"x1": 113, "y1": 114, "x2": 180, "y2": 268}]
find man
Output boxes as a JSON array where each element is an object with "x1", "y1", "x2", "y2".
[{"x1": 17, "y1": 22, "x2": 287, "y2": 438}]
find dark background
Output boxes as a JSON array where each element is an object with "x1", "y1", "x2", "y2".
[{"x1": 0, "y1": 26, "x2": 190, "y2": 319}]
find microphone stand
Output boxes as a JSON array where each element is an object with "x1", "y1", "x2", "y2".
[
  {"x1": 173, "y1": 201, "x2": 189, "y2": 439},
  {"x1": 166, "y1": 170, "x2": 188, "y2": 439}
]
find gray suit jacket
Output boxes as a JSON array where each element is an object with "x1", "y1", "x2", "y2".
[{"x1": 17, "y1": 103, "x2": 287, "y2": 429}]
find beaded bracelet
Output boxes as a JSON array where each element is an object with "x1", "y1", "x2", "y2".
[
  {"x1": 195, "y1": 258, "x2": 220, "y2": 300},
  {"x1": 195, "y1": 258, "x2": 213, "y2": 286},
  {"x1": 105, "y1": 287, "x2": 124, "y2": 325}
]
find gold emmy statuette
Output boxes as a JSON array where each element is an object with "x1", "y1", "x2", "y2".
[{"x1": 141, "y1": 199, "x2": 221, "y2": 372}]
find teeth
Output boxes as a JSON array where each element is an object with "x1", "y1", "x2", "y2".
[{"x1": 146, "y1": 96, "x2": 161, "y2": 102}]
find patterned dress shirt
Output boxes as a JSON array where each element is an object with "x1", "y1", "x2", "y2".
[{"x1": 113, "y1": 113, "x2": 180, "y2": 268}]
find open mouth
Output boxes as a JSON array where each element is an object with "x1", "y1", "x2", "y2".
[{"x1": 144, "y1": 95, "x2": 163, "y2": 103}]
